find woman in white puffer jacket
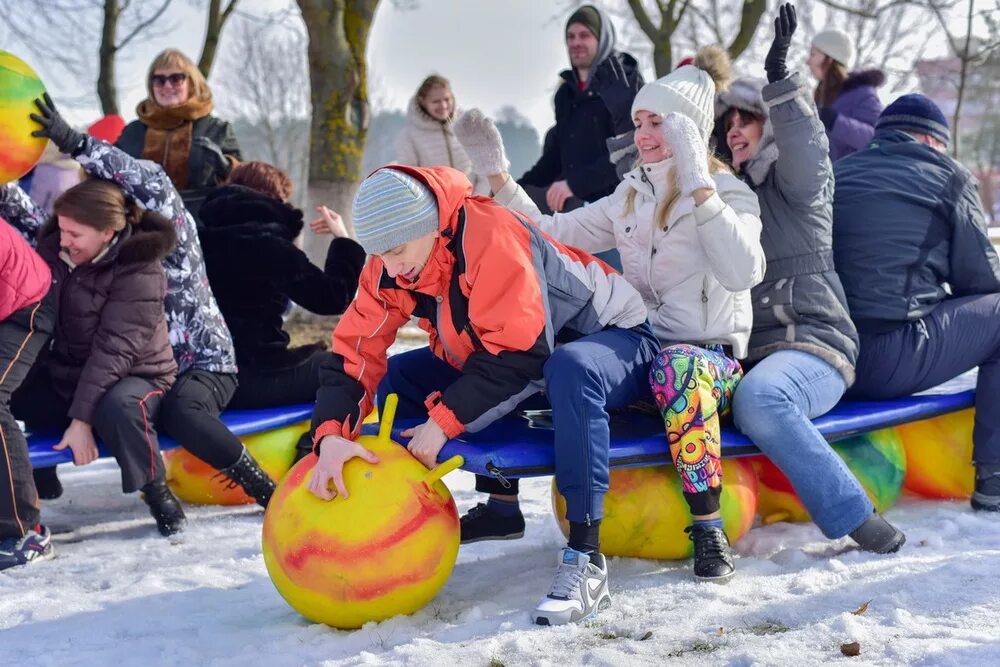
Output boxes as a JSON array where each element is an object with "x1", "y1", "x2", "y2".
[
  {"x1": 455, "y1": 48, "x2": 765, "y2": 583},
  {"x1": 395, "y1": 75, "x2": 488, "y2": 195}
]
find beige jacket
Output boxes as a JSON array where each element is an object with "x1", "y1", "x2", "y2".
[{"x1": 396, "y1": 97, "x2": 488, "y2": 195}]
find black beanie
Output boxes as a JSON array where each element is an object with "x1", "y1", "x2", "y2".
[{"x1": 566, "y1": 5, "x2": 601, "y2": 38}]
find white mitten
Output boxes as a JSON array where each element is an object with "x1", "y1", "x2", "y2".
[
  {"x1": 663, "y1": 112, "x2": 714, "y2": 197},
  {"x1": 453, "y1": 109, "x2": 510, "y2": 176}
]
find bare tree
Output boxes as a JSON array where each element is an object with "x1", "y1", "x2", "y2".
[
  {"x1": 198, "y1": 0, "x2": 242, "y2": 77},
  {"x1": 214, "y1": 17, "x2": 311, "y2": 204},
  {"x1": 0, "y1": 0, "x2": 175, "y2": 115}
]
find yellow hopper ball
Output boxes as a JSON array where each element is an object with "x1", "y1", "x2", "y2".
[
  {"x1": 261, "y1": 395, "x2": 463, "y2": 629},
  {"x1": 552, "y1": 458, "x2": 758, "y2": 560}
]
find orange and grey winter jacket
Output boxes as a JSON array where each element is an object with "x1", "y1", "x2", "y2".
[{"x1": 312, "y1": 165, "x2": 648, "y2": 444}]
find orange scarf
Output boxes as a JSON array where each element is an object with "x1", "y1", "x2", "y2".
[{"x1": 137, "y1": 96, "x2": 214, "y2": 190}]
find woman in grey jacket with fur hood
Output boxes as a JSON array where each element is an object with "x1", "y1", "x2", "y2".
[{"x1": 717, "y1": 4, "x2": 903, "y2": 554}]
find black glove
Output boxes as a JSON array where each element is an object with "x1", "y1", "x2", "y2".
[
  {"x1": 29, "y1": 93, "x2": 86, "y2": 155},
  {"x1": 192, "y1": 136, "x2": 233, "y2": 178},
  {"x1": 764, "y1": 3, "x2": 797, "y2": 83},
  {"x1": 818, "y1": 106, "x2": 839, "y2": 131}
]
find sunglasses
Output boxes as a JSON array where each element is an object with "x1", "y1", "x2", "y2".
[{"x1": 151, "y1": 73, "x2": 188, "y2": 87}]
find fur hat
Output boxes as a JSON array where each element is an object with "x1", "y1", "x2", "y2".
[
  {"x1": 812, "y1": 29, "x2": 855, "y2": 67},
  {"x1": 352, "y1": 169, "x2": 439, "y2": 256}
]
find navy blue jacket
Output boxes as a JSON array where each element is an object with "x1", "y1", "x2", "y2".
[{"x1": 833, "y1": 130, "x2": 1000, "y2": 333}]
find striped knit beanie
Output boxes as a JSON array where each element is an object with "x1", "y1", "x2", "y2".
[{"x1": 352, "y1": 169, "x2": 439, "y2": 255}]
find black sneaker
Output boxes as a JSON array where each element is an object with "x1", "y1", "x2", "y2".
[
  {"x1": 849, "y1": 513, "x2": 906, "y2": 553},
  {"x1": 972, "y1": 465, "x2": 1000, "y2": 512},
  {"x1": 141, "y1": 478, "x2": 187, "y2": 536},
  {"x1": 459, "y1": 502, "x2": 525, "y2": 544},
  {"x1": 686, "y1": 525, "x2": 735, "y2": 582},
  {"x1": 0, "y1": 525, "x2": 54, "y2": 571},
  {"x1": 33, "y1": 466, "x2": 63, "y2": 500}
]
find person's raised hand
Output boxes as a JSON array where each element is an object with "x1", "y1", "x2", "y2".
[
  {"x1": 453, "y1": 109, "x2": 510, "y2": 177},
  {"x1": 662, "y1": 113, "x2": 714, "y2": 199},
  {"x1": 30, "y1": 93, "x2": 86, "y2": 155},
  {"x1": 309, "y1": 205, "x2": 348, "y2": 238},
  {"x1": 764, "y1": 3, "x2": 798, "y2": 83}
]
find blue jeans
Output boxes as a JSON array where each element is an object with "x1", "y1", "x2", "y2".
[
  {"x1": 378, "y1": 325, "x2": 659, "y2": 524},
  {"x1": 732, "y1": 350, "x2": 872, "y2": 538}
]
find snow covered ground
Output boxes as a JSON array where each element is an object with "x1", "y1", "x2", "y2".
[{"x1": 2, "y1": 460, "x2": 1000, "y2": 667}]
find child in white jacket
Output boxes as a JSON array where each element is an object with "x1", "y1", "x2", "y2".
[{"x1": 455, "y1": 49, "x2": 765, "y2": 581}]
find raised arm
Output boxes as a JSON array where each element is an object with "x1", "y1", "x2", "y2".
[{"x1": 0, "y1": 182, "x2": 46, "y2": 246}]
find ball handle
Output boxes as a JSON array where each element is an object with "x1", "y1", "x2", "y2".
[{"x1": 424, "y1": 455, "x2": 464, "y2": 491}]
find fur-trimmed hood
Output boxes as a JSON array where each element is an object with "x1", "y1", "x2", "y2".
[
  {"x1": 714, "y1": 77, "x2": 778, "y2": 186},
  {"x1": 40, "y1": 208, "x2": 176, "y2": 267},
  {"x1": 406, "y1": 95, "x2": 457, "y2": 131},
  {"x1": 199, "y1": 184, "x2": 304, "y2": 241},
  {"x1": 842, "y1": 69, "x2": 886, "y2": 93}
]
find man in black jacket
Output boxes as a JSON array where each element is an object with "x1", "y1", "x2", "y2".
[
  {"x1": 833, "y1": 94, "x2": 1000, "y2": 511},
  {"x1": 518, "y1": 5, "x2": 642, "y2": 218}
]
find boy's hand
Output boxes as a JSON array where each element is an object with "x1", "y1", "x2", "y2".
[
  {"x1": 53, "y1": 418, "x2": 98, "y2": 466},
  {"x1": 401, "y1": 419, "x2": 448, "y2": 469},
  {"x1": 307, "y1": 435, "x2": 379, "y2": 500}
]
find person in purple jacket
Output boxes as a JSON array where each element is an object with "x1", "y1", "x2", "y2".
[{"x1": 807, "y1": 28, "x2": 885, "y2": 161}]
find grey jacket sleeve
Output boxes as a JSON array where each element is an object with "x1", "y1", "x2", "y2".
[
  {"x1": 949, "y1": 174, "x2": 1000, "y2": 295},
  {"x1": 763, "y1": 72, "x2": 833, "y2": 205},
  {"x1": 0, "y1": 183, "x2": 46, "y2": 246}
]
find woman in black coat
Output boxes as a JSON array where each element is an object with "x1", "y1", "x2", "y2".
[{"x1": 198, "y1": 161, "x2": 365, "y2": 409}]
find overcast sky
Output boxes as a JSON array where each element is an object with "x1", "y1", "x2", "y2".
[{"x1": 3, "y1": 0, "x2": 968, "y2": 135}]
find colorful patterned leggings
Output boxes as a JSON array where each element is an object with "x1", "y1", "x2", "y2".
[{"x1": 648, "y1": 343, "x2": 743, "y2": 516}]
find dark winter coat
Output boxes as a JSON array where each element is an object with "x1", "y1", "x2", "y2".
[
  {"x1": 519, "y1": 52, "x2": 643, "y2": 203},
  {"x1": 198, "y1": 185, "x2": 366, "y2": 370},
  {"x1": 0, "y1": 215, "x2": 51, "y2": 322},
  {"x1": 37, "y1": 212, "x2": 178, "y2": 423},
  {"x1": 116, "y1": 115, "x2": 242, "y2": 220},
  {"x1": 824, "y1": 69, "x2": 885, "y2": 162},
  {"x1": 0, "y1": 140, "x2": 238, "y2": 377},
  {"x1": 833, "y1": 129, "x2": 1000, "y2": 334},
  {"x1": 718, "y1": 73, "x2": 859, "y2": 384}
]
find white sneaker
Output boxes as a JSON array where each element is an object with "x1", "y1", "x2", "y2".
[{"x1": 531, "y1": 547, "x2": 611, "y2": 626}]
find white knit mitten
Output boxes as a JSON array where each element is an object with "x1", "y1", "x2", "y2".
[
  {"x1": 663, "y1": 113, "x2": 714, "y2": 196},
  {"x1": 453, "y1": 109, "x2": 510, "y2": 176}
]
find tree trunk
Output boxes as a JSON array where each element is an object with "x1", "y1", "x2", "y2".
[
  {"x1": 728, "y1": 0, "x2": 767, "y2": 62},
  {"x1": 198, "y1": 0, "x2": 240, "y2": 78},
  {"x1": 653, "y1": 40, "x2": 673, "y2": 77},
  {"x1": 297, "y1": 0, "x2": 379, "y2": 265},
  {"x1": 98, "y1": 0, "x2": 120, "y2": 116}
]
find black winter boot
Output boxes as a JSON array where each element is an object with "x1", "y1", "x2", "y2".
[
  {"x1": 971, "y1": 464, "x2": 1000, "y2": 512},
  {"x1": 686, "y1": 525, "x2": 735, "y2": 582},
  {"x1": 849, "y1": 513, "x2": 905, "y2": 554},
  {"x1": 141, "y1": 478, "x2": 187, "y2": 536},
  {"x1": 219, "y1": 448, "x2": 276, "y2": 508},
  {"x1": 33, "y1": 466, "x2": 63, "y2": 500}
]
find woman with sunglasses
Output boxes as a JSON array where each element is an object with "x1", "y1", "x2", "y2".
[{"x1": 116, "y1": 49, "x2": 242, "y2": 220}]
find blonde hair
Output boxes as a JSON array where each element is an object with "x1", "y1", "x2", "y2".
[
  {"x1": 146, "y1": 49, "x2": 212, "y2": 105},
  {"x1": 622, "y1": 154, "x2": 732, "y2": 230}
]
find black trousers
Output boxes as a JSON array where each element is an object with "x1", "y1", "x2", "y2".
[
  {"x1": 228, "y1": 349, "x2": 327, "y2": 410},
  {"x1": 158, "y1": 369, "x2": 242, "y2": 470},
  {"x1": 14, "y1": 371, "x2": 168, "y2": 495},
  {"x1": 0, "y1": 297, "x2": 54, "y2": 539},
  {"x1": 849, "y1": 294, "x2": 1000, "y2": 463}
]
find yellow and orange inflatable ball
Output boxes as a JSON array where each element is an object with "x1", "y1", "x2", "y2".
[
  {"x1": 0, "y1": 51, "x2": 47, "y2": 183},
  {"x1": 261, "y1": 398, "x2": 462, "y2": 629},
  {"x1": 552, "y1": 459, "x2": 758, "y2": 560},
  {"x1": 752, "y1": 427, "x2": 906, "y2": 525},
  {"x1": 899, "y1": 409, "x2": 974, "y2": 500},
  {"x1": 164, "y1": 422, "x2": 306, "y2": 505}
]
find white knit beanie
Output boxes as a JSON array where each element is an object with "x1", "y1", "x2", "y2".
[
  {"x1": 631, "y1": 65, "x2": 716, "y2": 141},
  {"x1": 811, "y1": 29, "x2": 854, "y2": 67}
]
